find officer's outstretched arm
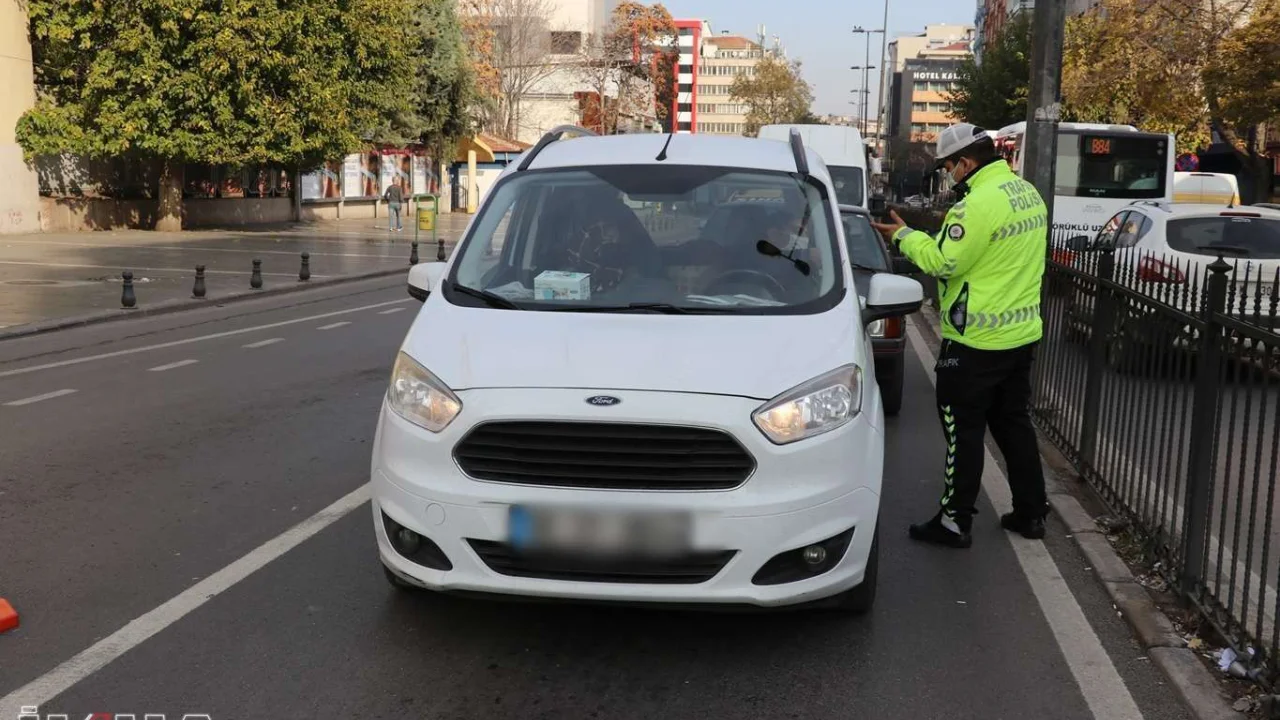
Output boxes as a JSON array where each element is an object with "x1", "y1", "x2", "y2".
[{"x1": 891, "y1": 202, "x2": 990, "y2": 280}]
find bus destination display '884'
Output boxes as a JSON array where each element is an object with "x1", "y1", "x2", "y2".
[{"x1": 994, "y1": 121, "x2": 1176, "y2": 235}]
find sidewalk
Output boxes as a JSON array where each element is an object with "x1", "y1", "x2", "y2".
[{"x1": 0, "y1": 215, "x2": 473, "y2": 330}]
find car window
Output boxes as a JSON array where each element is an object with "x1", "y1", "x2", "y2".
[
  {"x1": 840, "y1": 210, "x2": 889, "y2": 271},
  {"x1": 1095, "y1": 211, "x2": 1128, "y2": 248},
  {"x1": 447, "y1": 165, "x2": 843, "y2": 314},
  {"x1": 1115, "y1": 212, "x2": 1144, "y2": 248},
  {"x1": 1165, "y1": 216, "x2": 1280, "y2": 259}
]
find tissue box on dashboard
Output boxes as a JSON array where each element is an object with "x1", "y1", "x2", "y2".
[{"x1": 534, "y1": 271, "x2": 591, "y2": 301}]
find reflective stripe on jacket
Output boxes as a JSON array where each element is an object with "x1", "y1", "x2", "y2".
[{"x1": 892, "y1": 159, "x2": 1046, "y2": 351}]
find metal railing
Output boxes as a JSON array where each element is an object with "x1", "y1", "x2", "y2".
[{"x1": 1035, "y1": 227, "x2": 1280, "y2": 682}]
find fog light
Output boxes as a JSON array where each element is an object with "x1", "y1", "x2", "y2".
[
  {"x1": 394, "y1": 527, "x2": 422, "y2": 555},
  {"x1": 802, "y1": 545, "x2": 826, "y2": 566}
]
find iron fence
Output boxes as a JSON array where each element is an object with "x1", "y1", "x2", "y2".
[{"x1": 1035, "y1": 227, "x2": 1280, "y2": 682}]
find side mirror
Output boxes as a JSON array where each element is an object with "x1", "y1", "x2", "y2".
[
  {"x1": 1066, "y1": 235, "x2": 1092, "y2": 251},
  {"x1": 407, "y1": 262, "x2": 447, "y2": 302},
  {"x1": 891, "y1": 256, "x2": 920, "y2": 274},
  {"x1": 863, "y1": 273, "x2": 923, "y2": 325}
]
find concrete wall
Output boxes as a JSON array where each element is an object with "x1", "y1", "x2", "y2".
[
  {"x1": 40, "y1": 197, "x2": 157, "y2": 232},
  {"x1": 0, "y1": 0, "x2": 42, "y2": 235},
  {"x1": 184, "y1": 198, "x2": 293, "y2": 228}
]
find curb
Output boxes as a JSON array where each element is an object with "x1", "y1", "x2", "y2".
[
  {"x1": 0, "y1": 266, "x2": 409, "y2": 343},
  {"x1": 912, "y1": 304, "x2": 1245, "y2": 720},
  {"x1": 0, "y1": 598, "x2": 17, "y2": 633}
]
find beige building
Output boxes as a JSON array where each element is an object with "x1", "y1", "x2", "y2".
[
  {"x1": 1, "y1": 0, "x2": 40, "y2": 235},
  {"x1": 694, "y1": 31, "x2": 769, "y2": 136},
  {"x1": 880, "y1": 24, "x2": 974, "y2": 141}
]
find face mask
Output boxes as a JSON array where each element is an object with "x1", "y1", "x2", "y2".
[{"x1": 949, "y1": 160, "x2": 968, "y2": 186}]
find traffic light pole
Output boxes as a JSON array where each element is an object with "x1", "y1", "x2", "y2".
[{"x1": 1023, "y1": 0, "x2": 1067, "y2": 224}]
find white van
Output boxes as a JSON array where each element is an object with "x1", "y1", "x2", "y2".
[
  {"x1": 758, "y1": 124, "x2": 874, "y2": 209},
  {"x1": 375, "y1": 128, "x2": 924, "y2": 612},
  {"x1": 1173, "y1": 171, "x2": 1241, "y2": 206}
]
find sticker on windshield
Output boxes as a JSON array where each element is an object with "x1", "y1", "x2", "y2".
[{"x1": 948, "y1": 224, "x2": 965, "y2": 240}]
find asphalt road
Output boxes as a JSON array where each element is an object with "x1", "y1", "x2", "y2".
[{"x1": 0, "y1": 277, "x2": 1192, "y2": 720}]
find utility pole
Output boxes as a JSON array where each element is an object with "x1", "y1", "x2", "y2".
[{"x1": 1023, "y1": 0, "x2": 1067, "y2": 226}]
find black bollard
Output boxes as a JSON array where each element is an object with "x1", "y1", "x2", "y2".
[
  {"x1": 436, "y1": 238, "x2": 445, "y2": 261},
  {"x1": 409, "y1": 241, "x2": 419, "y2": 265},
  {"x1": 121, "y1": 271, "x2": 137, "y2": 308},
  {"x1": 192, "y1": 265, "x2": 207, "y2": 298},
  {"x1": 299, "y1": 252, "x2": 310, "y2": 282},
  {"x1": 250, "y1": 259, "x2": 263, "y2": 289}
]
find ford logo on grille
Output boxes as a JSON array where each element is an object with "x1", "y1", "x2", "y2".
[{"x1": 586, "y1": 395, "x2": 621, "y2": 406}]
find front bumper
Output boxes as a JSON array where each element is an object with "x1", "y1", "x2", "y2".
[{"x1": 372, "y1": 387, "x2": 883, "y2": 607}]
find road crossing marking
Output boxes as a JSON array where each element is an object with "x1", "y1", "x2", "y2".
[
  {"x1": 243, "y1": 338, "x2": 285, "y2": 348},
  {"x1": 147, "y1": 359, "x2": 198, "y2": 372},
  {"x1": 3, "y1": 388, "x2": 78, "y2": 406},
  {"x1": 0, "y1": 485, "x2": 371, "y2": 718},
  {"x1": 906, "y1": 319, "x2": 1144, "y2": 720},
  {"x1": 317, "y1": 321, "x2": 351, "y2": 330},
  {"x1": 0, "y1": 299, "x2": 408, "y2": 380}
]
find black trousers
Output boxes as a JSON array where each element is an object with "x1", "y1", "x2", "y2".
[{"x1": 934, "y1": 339, "x2": 1047, "y2": 530}]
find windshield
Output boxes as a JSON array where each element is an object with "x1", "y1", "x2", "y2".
[
  {"x1": 1055, "y1": 133, "x2": 1169, "y2": 199},
  {"x1": 445, "y1": 165, "x2": 843, "y2": 314},
  {"x1": 1165, "y1": 216, "x2": 1280, "y2": 259},
  {"x1": 828, "y1": 166, "x2": 865, "y2": 207},
  {"x1": 840, "y1": 210, "x2": 889, "y2": 271}
]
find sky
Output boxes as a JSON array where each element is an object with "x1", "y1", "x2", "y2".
[{"x1": 659, "y1": 0, "x2": 975, "y2": 118}]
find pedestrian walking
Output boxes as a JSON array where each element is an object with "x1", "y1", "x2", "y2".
[
  {"x1": 871, "y1": 123, "x2": 1049, "y2": 548},
  {"x1": 385, "y1": 181, "x2": 405, "y2": 232}
]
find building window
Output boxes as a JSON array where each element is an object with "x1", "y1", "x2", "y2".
[
  {"x1": 549, "y1": 31, "x2": 581, "y2": 54},
  {"x1": 678, "y1": 103, "x2": 693, "y2": 112},
  {"x1": 679, "y1": 28, "x2": 693, "y2": 36},
  {"x1": 678, "y1": 121, "x2": 692, "y2": 130},
  {"x1": 930, "y1": 102, "x2": 950, "y2": 113},
  {"x1": 678, "y1": 83, "x2": 693, "y2": 92},
  {"x1": 678, "y1": 64, "x2": 693, "y2": 74},
  {"x1": 913, "y1": 81, "x2": 928, "y2": 91},
  {"x1": 912, "y1": 102, "x2": 927, "y2": 112}
]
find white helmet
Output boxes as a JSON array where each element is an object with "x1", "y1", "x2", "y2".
[{"x1": 934, "y1": 123, "x2": 990, "y2": 170}]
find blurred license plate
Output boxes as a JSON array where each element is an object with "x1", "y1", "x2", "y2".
[{"x1": 508, "y1": 505, "x2": 690, "y2": 556}]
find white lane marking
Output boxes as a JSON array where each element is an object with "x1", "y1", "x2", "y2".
[
  {"x1": 147, "y1": 359, "x2": 199, "y2": 372},
  {"x1": 905, "y1": 320, "x2": 1144, "y2": 720},
  {"x1": 3, "y1": 388, "x2": 78, "y2": 406},
  {"x1": 378, "y1": 307, "x2": 407, "y2": 315},
  {"x1": 0, "y1": 239, "x2": 405, "y2": 259},
  {"x1": 0, "y1": 260, "x2": 325, "y2": 278},
  {"x1": 0, "y1": 485, "x2": 370, "y2": 718},
  {"x1": 0, "y1": 299, "x2": 408, "y2": 380},
  {"x1": 243, "y1": 338, "x2": 285, "y2": 349},
  {"x1": 317, "y1": 321, "x2": 351, "y2": 330}
]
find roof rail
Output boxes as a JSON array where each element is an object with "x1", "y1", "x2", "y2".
[
  {"x1": 788, "y1": 128, "x2": 809, "y2": 176},
  {"x1": 516, "y1": 125, "x2": 598, "y2": 172}
]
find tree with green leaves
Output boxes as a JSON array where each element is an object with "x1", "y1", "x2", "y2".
[
  {"x1": 730, "y1": 55, "x2": 814, "y2": 136},
  {"x1": 18, "y1": 0, "x2": 422, "y2": 230},
  {"x1": 946, "y1": 13, "x2": 1031, "y2": 129}
]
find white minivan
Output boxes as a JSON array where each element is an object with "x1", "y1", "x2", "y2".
[
  {"x1": 758, "y1": 124, "x2": 876, "y2": 209},
  {"x1": 372, "y1": 127, "x2": 923, "y2": 613}
]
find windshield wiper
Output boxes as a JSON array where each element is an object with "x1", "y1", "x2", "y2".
[
  {"x1": 556, "y1": 302, "x2": 728, "y2": 314},
  {"x1": 446, "y1": 280, "x2": 520, "y2": 309},
  {"x1": 851, "y1": 262, "x2": 884, "y2": 273},
  {"x1": 756, "y1": 240, "x2": 811, "y2": 276}
]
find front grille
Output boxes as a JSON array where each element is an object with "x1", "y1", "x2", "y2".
[
  {"x1": 468, "y1": 540, "x2": 737, "y2": 584},
  {"x1": 452, "y1": 421, "x2": 755, "y2": 490}
]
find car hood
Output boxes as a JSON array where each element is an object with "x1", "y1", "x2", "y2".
[{"x1": 401, "y1": 297, "x2": 861, "y2": 401}]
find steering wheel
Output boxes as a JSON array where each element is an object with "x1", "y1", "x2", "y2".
[{"x1": 702, "y1": 269, "x2": 788, "y2": 299}]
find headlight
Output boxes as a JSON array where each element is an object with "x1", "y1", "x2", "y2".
[
  {"x1": 387, "y1": 352, "x2": 462, "y2": 432},
  {"x1": 752, "y1": 365, "x2": 863, "y2": 444},
  {"x1": 868, "y1": 319, "x2": 886, "y2": 337}
]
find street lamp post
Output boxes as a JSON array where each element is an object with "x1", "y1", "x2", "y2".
[{"x1": 853, "y1": 27, "x2": 884, "y2": 140}]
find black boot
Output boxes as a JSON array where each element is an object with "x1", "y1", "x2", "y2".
[
  {"x1": 909, "y1": 512, "x2": 972, "y2": 549},
  {"x1": 1000, "y1": 511, "x2": 1046, "y2": 540}
]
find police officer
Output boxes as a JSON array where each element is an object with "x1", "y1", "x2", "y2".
[{"x1": 872, "y1": 123, "x2": 1049, "y2": 548}]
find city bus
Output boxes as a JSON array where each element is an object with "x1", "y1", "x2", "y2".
[{"x1": 994, "y1": 121, "x2": 1176, "y2": 236}]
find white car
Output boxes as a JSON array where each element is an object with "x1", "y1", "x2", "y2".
[
  {"x1": 1065, "y1": 202, "x2": 1280, "y2": 364},
  {"x1": 371, "y1": 127, "x2": 924, "y2": 612}
]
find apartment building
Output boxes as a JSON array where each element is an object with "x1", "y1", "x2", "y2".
[
  {"x1": 672, "y1": 20, "x2": 780, "y2": 136},
  {"x1": 0, "y1": 0, "x2": 40, "y2": 235},
  {"x1": 881, "y1": 25, "x2": 973, "y2": 150}
]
